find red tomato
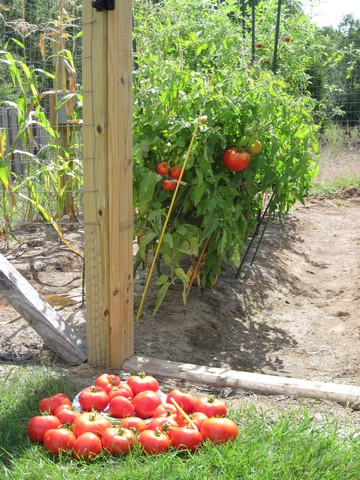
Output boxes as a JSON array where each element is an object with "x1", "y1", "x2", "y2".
[
  {"x1": 147, "y1": 416, "x2": 179, "y2": 435},
  {"x1": 162, "y1": 179, "x2": 177, "y2": 190},
  {"x1": 43, "y1": 428, "x2": 76, "y2": 455},
  {"x1": 78, "y1": 385, "x2": 109, "y2": 412},
  {"x1": 201, "y1": 417, "x2": 238, "y2": 444},
  {"x1": 192, "y1": 396, "x2": 227, "y2": 418},
  {"x1": 223, "y1": 148, "x2": 251, "y2": 172},
  {"x1": 27, "y1": 415, "x2": 61, "y2": 443},
  {"x1": 55, "y1": 405, "x2": 80, "y2": 425},
  {"x1": 95, "y1": 373, "x2": 121, "y2": 391},
  {"x1": 109, "y1": 395, "x2": 135, "y2": 418},
  {"x1": 152, "y1": 403, "x2": 178, "y2": 419},
  {"x1": 166, "y1": 389, "x2": 195, "y2": 414},
  {"x1": 73, "y1": 412, "x2": 112, "y2": 438},
  {"x1": 170, "y1": 426, "x2": 203, "y2": 452},
  {"x1": 156, "y1": 161, "x2": 170, "y2": 176},
  {"x1": 284, "y1": 36, "x2": 291, "y2": 43},
  {"x1": 72, "y1": 432, "x2": 102, "y2": 461},
  {"x1": 119, "y1": 416, "x2": 147, "y2": 433},
  {"x1": 256, "y1": 43, "x2": 262, "y2": 48},
  {"x1": 101, "y1": 427, "x2": 135, "y2": 455},
  {"x1": 132, "y1": 390, "x2": 162, "y2": 419},
  {"x1": 127, "y1": 373, "x2": 159, "y2": 396},
  {"x1": 170, "y1": 164, "x2": 183, "y2": 180},
  {"x1": 39, "y1": 393, "x2": 71, "y2": 415},
  {"x1": 177, "y1": 411, "x2": 209, "y2": 430},
  {"x1": 107, "y1": 383, "x2": 134, "y2": 400},
  {"x1": 138, "y1": 429, "x2": 170, "y2": 455}
]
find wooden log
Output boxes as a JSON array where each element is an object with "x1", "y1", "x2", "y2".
[
  {"x1": 122, "y1": 355, "x2": 360, "y2": 410},
  {"x1": 0, "y1": 254, "x2": 87, "y2": 365}
]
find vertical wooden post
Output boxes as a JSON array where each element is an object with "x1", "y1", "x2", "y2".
[
  {"x1": 107, "y1": 1, "x2": 134, "y2": 368},
  {"x1": 82, "y1": 1, "x2": 134, "y2": 368}
]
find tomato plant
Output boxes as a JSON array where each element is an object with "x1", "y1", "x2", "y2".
[
  {"x1": 201, "y1": 417, "x2": 239, "y2": 444},
  {"x1": 72, "y1": 432, "x2": 103, "y2": 461},
  {"x1": 78, "y1": 386, "x2": 109, "y2": 412},
  {"x1": 101, "y1": 427, "x2": 135, "y2": 455},
  {"x1": 27, "y1": 415, "x2": 61, "y2": 443},
  {"x1": 132, "y1": 0, "x2": 320, "y2": 312},
  {"x1": 43, "y1": 428, "x2": 76, "y2": 455},
  {"x1": 138, "y1": 429, "x2": 170, "y2": 455}
]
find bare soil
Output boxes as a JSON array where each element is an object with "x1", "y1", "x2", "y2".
[{"x1": 1, "y1": 185, "x2": 360, "y2": 424}]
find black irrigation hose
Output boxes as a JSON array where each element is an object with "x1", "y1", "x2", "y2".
[
  {"x1": 272, "y1": 0, "x2": 282, "y2": 74},
  {"x1": 235, "y1": 192, "x2": 275, "y2": 277}
]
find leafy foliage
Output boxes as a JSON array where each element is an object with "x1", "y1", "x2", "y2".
[{"x1": 133, "y1": 0, "x2": 320, "y2": 310}]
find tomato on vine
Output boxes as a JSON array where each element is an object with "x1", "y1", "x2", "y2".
[
  {"x1": 156, "y1": 161, "x2": 170, "y2": 176},
  {"x1": 247, "y1": 140, "x2": 262, "y2": 156},
  {"x1": 170, "y1": 164, "x2": 183, "y2": 180},
  {"x1": 161, "y1": 179, "x2": 177, "y2": 190},
  {"x1": 223, "y1": 148, "x2": 251, "y2": 172}
]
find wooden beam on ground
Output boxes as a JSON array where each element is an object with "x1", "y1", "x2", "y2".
[
  {"x1": 0, "y1": 254, "x2": 87, "y2": 365},
  {"x1": 122, "y1": 355, "x2": 360, "y2": 410}
]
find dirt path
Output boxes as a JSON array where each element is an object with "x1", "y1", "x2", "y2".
[{"x1": 135, "y1": 193, "x2": 360, "y2": 389}]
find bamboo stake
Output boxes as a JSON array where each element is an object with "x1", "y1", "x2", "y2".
[{"x1": 136, "y1": 74, "x2": 215, "y2": 321}]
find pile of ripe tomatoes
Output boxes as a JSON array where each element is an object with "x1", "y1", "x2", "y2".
[{"x1": 27, "y1": 372, "x2": 239, "y2": 460}]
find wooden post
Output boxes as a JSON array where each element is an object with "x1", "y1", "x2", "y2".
[{"x1": 82, "y1": 0, "x2": 134, "y2": 367}]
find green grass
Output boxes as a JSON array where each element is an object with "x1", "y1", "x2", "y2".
[
  {"x1": 309, "y1": 176, "x2": 360, "y2": 197},
  {"x1": 0, "y1": 366, "x2": 359, "y2": 479}
]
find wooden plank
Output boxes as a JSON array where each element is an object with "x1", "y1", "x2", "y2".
[
  {"x1": 0, "y1": 254, "x2": 86, "y2": 365},
  {"x1": 83, "y1": 1, "x2": 111, "y2": 365},
  {"x1": 106, "y1": 0, "x2": 134, "y2": 368},
  {"x1": 122, "y1": 355, "x2": 360, "y2": 410}
]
